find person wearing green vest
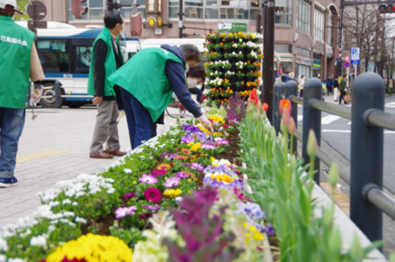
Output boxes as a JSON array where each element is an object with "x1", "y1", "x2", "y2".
[
  {"x1": 88, "y1": 11, "x2": 127, "y2": 159},
  {"x1": 108, "y1": 44, "x2": 213, "y2": 149},
  {"x1": 0, "y1": 0, "x2": 44, "y2": 188}
]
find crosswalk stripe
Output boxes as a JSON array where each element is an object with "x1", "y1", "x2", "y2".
[
  {"x1": 322, "y1": 115, "x2": 341, "y2": 124},
  {"x1": 385, "y1": 102, "x2": 395, "y2": 108},
  {"x1": 298, "y1": 115, "x2": 303, "y2": 122}
]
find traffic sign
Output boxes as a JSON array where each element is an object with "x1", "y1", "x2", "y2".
[
  {"x1": 344, "y1": 55, "x2": 351, "y2": 62},
  {"x1": 351, "y1": 47, "x2": 360, "y2": 65},
  {"x1": 27, "y1": 1, "x2": 47, "y2": 20},
  {"x1": 344, "y1": 62, "x2": 350, "y2": 68}
]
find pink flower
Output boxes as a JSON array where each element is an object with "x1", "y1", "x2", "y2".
[
  {"x1": 115, "y1": 206, "x2": 137, "y2": 219},
  {"x1": 123, "y1": 192, "x2": 136, "y2": 199},
  {"x1": 177, "y1": 171, "x2": 191, "y2": 179},
  {"x1": 138, "y1": 174, "x2": 158, "y2": 184},
  {"x1": 152, "y1": 170, "x2": 167, "y2": 177},
  {"x1": 164, "y1": 176, "x2": 180, "y2": 188},
  {"x1": 216, "y1": 139, "x2": 229, "y2": 145},
  {"x1": 144, "y1": 187, "x2": 162, "y2": 203},
  {"x1": 201, "y1": 144, "x2": 216, "y2": 149},
  {"x1": 191, "y1": 163, "x2": 204, "y2": 171},
  {"x1": 175, "y1": 155, "x2": 188, "y2": 160},
  {"x1": 222, "y1": 124, "x2": 229, "y2": 129}
]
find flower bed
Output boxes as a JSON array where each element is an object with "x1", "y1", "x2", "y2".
[{"x1": 0, "y1": 94, "x2": 384, "y2": 262}]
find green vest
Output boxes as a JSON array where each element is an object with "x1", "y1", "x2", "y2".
[
  {"x1": 0, "y1": 16, "x2": 35, "y2": 109},
  {"x1": 108, "y1": 48, "x2": 184, "y2": 122},
  {"x1": 87, "y1": 27, "x2": 122, "y2": 97}
]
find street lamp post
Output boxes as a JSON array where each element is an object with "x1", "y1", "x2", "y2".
[
  {"x1": 391, "y1": 36, "x2": 394, "y2": 86},
  {"x1": 263, "y1": 0, "x2": 275, "y2": 123}
]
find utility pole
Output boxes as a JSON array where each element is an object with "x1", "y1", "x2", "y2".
[
  {"x1": 263, "y1": 0, "x2": 275, "y2": 123},
  {"x1": 178, "y1": 0, "x2": 184, "y2": 38},
  {"x1": 392, "y1": 36, "x2": 394, "y2": 87}
]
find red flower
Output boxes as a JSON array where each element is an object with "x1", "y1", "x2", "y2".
[
  {"x1": 152, "y1": 170, "x2": 167, "y2": 177},
  {"x1": 250, "y1": 88, "x2": 258, "y2": 105},
  {"x1": 144, "y1": 187, "x2": 162, "y2": 203},
  {"x1": 262, "y1": 103, "x2": 269, "y2": 112},
  {"x1": 279, "y1": 98, "x2": 292, "y2": 115}
]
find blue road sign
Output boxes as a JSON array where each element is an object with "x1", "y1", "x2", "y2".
[
  {"x1": 351, "y1": 47, "x2": 360, "y2": 65},
  {"x1": 344, "y1": 61, "x2": 350, "y2": 68}
]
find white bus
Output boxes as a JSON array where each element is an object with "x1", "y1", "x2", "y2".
[{"x1": 17, "y1": 22, "x2": 141, "y2": 108}]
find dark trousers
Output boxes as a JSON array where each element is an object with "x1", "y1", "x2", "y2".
[
  {"x1": 119, "y1": 87, "x2": 155, "y2": 149},
  {"x1": 0, "y1": 108, "x2": 25, "y2": 179},
  {"x1": 326, "y1": 85, "x2": 332, "y2": 95},
  {"x1": 339, "y1": 90, "x2": 346, "y2": 104}
]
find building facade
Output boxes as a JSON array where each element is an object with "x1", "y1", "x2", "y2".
[{"x1": 22, "y1": 0, "x2": 341, "y2": 80}]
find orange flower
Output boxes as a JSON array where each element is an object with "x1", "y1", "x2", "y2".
[
  {"x1": 279, "y1": 98, "x2": 292, "y2": 115},
  {"x1": 250, "y1": 88, "x2": 258, "y2": 104},
  {"x1": 220, "y1": 42, "x2": 223, "y2": 46},
  {"x1": 229, "y1": 32, "x2": 233, "y2": 37},
  {"x1": 262, "y1": 103, "x2": 269, "y2": 112},
  {"x1": 259, "y1": 54, "x2": 264, "y2": 58},
  {"x1": 246, "y1": 82, "x2": 251, "y2": 87}
]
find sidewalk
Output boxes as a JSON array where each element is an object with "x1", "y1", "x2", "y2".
[{"x1": 0, "y1": 107, "x2": 179, "y2": 231}]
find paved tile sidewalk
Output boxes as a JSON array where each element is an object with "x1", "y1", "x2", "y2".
[{"x1": 0, "y1": 107, "x2": 180, "y2": 231}]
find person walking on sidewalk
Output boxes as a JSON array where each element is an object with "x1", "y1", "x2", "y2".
[
  {"x1": 298, "y1": 75, "x2": 305, "y2": 97},
  {"x1": 326, "y1": 75, "x2": 334, "y2": 96},
  {"x1": 338, "y1": 73, "x2": 348, "y2": 105},
  {"x1": 0, "y1": 0, "x2": 44, "y2": 188},
  {"x1": 88, "y1": 11, "x2": 126, "y2": 159},
  {"x1": 108, "y1": 44, "x2": 213, "y2": 149}
]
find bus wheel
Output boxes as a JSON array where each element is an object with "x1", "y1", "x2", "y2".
[{"x1": 40, "y1": 88, "x2": 64, "y2": 108}]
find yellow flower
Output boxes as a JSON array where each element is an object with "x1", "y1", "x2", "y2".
[
  {"x1": 244, "y1": 223, "x2": 264, "y2": 243},
  {"x1": 46, "y1": 233, "x2": 133, "y2": 262},
  {"x1": 213, "y1": 132, "x2": 223, "y2": 137},
  {"x1": 190, "y1": 142, "x2": 202, "y2": 151},
  {"x1": 197, "y1": 125, "x2": 211, "y2": 134},
  {"x1": 208, "y1": 115, "x2": 225, "y2": 125},
  {"x1": 163, "y1": 188, "x2": 182, "y2": 198},
  {"x1": 210, "y1": 157, "x2": 216, "y2": 163},
  {"x1": 211, "y1": 174, "x2": 234, "y2": 183}
]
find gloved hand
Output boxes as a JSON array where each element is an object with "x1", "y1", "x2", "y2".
[{"x1": 198, "y1": 115, "x2": 213, "y2": 133}]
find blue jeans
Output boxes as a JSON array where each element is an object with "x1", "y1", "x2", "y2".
[
  {"x1": 0, "y1": 108, "x2": 25, "y2": 179},
  {"x1": 119, "y1": 88, "x2": 155, "y2": 149}
]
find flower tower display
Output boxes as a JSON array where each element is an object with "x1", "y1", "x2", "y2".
[{"x1": 204, "y1": 31, "x2": 263, "y2": 107}]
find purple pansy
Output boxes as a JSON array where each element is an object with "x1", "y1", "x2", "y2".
[
  {"x1": 201, "y1": 144, "x2": 216, "y2": 149},
  {"x1": 215, "y1": 139, "x2": 229, "y2": 145},
  {"x1": 164, "y1": 176, "x2": 180, "y2": 188},
  {"x1": 138, "y1": 174, "x2": 158, "y2": 184},
  {"x1": 267, "y1": 223, "x2": 275, "y2": 236},
  {"x1": 141, "y1": 204, "x2": 161, "y2": 211},
  {"x1": 115, "y1": 206, "x2": 137, "y2": 219}
]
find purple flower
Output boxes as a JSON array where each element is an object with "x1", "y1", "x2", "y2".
[
  {"x1": 267, "y1": 223, "x2": 275, "y2": 236},
  {"x1": 161, "y1": 152, "x2": 170, "y2": 157},
  {"x1": 138, "y1": 174, "x2": 158, "y2": 184},
  {"x1": 123, "y1": 192, "x2": 136, "y2": 199},
  {"x1": 181, "y1": 135, "x2": 194, "y2": 144},
  {"x1": 115, "y1": 206, "x2": 137, "y2": 219},
  {"x1": 191, "y1": 163, "x2": 204, "y2": 171},
  {"x1": 167, "y1": 153, "x2": 179, "y2": 160},
  {"x1": 182, "y1": 125, "x2": 202, "y2": 133},
  {"x1": 181, "y1": 162, "x2": 191, "y2": 167},
  {"x1": 164, "y1": 176, "x2": 180, "y2": 188},
  {"x1": 152, "y1": 170, "x2": 167, "y2": 177},
  {"x1": 142, "y1": 204, "x2": 161, "y2": 211},
  {"x1": 201, "y1": 144, "x2": 216, "y2": 150}
]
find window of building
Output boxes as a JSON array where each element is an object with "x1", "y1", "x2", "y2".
[
  {"x1": 296, "y1": 0, "x2": 311, "y2": 34},
  {"x1": 68, "y1": 0, "x2": 145, "y2": 21},
  {"x1": 314, "y1": 6, "x2": 324, "y2": 41},
  {"x1": 170, "y1": 0, "x2": 260, "y2": 21},
  {"x1": 327, "y1": 12, "x2": 332, "y2": 45},
  {"x1": 296, "y1": 47, "x2": 310, "y2": 57},
  {"x1": 274, "y1": 0, "x2": 292, "y2": 26}
]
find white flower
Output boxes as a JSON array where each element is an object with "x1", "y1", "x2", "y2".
[
  {"x1": 63, "y1": 212, "x2": 75, "y2": 217},
  {"x1": 0, "y1": 254, "x2": 6, "y2": 262},
  {"x1": 257, "y1": 90, "x2": 262, "y2": 96},
  {"x1": 232, "y1": 51, "x2": 236, "y2": 54},
  {"x1": 72, "y1": 202, "x2": 78, "y2": 206},
  {"x1": 0, "y1": 238, "x2": 8, "y2": 252},
  {"x1": 48, "y1": 225, "x2": 56, "y2": 233},
  {"x1": 62, "y1": 199, "x2": 72, "y2": 205},
  {"x1": 75, "y1": 217, "x2": 87, "y2": 224},
  {"x1": 30, "y1": 235, "x2": 46, "y2": 247},
  {"x1": 20, "y1": 229, "x2": 32, "y2": 238},
  {"x1": 8, "y1": 259, "x2": 27, "y2": 262}
]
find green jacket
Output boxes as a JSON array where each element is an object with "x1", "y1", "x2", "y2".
[
  {"x1": 108, "y1": 47, "x2": 184, "y2": 122},
  {"x1": 339, "y1": 78, "x2": 346, "y2": 91},
  {"x1": 87, "y1": 27, "x2": 122, "y2": 97},
  {"x1": 0, "y1": 16, "x2": 35, "y2": 108}
]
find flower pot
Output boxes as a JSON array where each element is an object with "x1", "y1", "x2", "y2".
[
  {"x1": 216, "y1": 38, "x2": 223, "y2": 44},
  {"x1": 225, "y1": 38, "x2": 233, "y2": 43},
  {"x1": 237, "y1": 75, "x2": 245, "y2": 81}
]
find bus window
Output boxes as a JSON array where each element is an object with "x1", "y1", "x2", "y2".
[
  {"x1": 76, "y1": 46, "x2": 92, "y2": 70},
  {"x1": 37, "y1": 40, "x2": 69, "y2": 73}
]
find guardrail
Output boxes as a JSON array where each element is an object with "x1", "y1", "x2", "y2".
[{"x1": 272, "y1": 72, "x2": 395, "y2": 245}]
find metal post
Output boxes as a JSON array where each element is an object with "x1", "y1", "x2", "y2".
[
  {"x1": 391, "y1": 36, "x2": 394, "y2": 85},
  {"x1": 263, "y1": 0, "x2": 275, "y2": 124},
  {"x1": 54, "y1": 81, "x2": 62, "y2": 109},
  {"x1": 285, "y1": 80, "x2": 298, "y2": 154},
  {"x1": 350, "y1": 72, "x2": 385, "y2": 243},
  {"x1": 336, "y1": 0, "x2": 344, "y2": 77},
  {"x1": 178, "y1": 0, "x2": 184, "y2": 38},
  {"x1": 302, "y1": 78, "x2": 322, "y2": 184}
]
